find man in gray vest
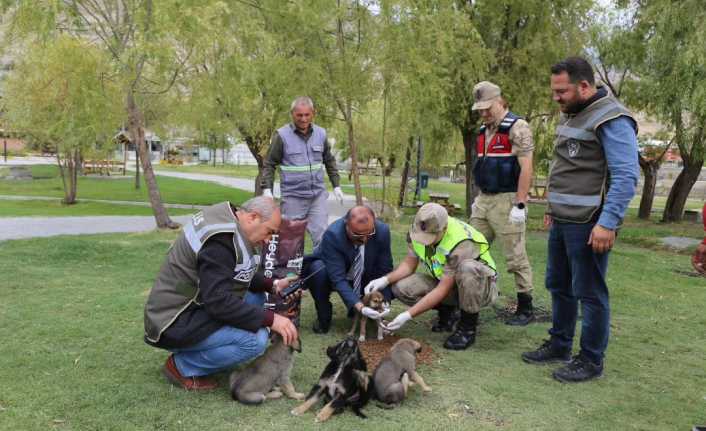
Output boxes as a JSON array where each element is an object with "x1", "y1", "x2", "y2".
[
  {"x1": 522, "y1": 57, "x2": 639, "y2": 383},
  {"x1": 261, "y1": 96, "x2": 344, "y2": 247},
  {"x1": 143, "y1": 196, "x2": 298, "y2": 391}
]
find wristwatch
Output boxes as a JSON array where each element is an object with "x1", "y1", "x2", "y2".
[{"x1": 515, "y1": 202, "x2": 526, "y2": 210}]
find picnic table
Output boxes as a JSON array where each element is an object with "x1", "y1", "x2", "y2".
[
  {"x1": 83, "y1": 160, "x2": 124, "y2": 176},
  {"x1": 427, "y1": 192, "x2": 460, "y2": 215}
]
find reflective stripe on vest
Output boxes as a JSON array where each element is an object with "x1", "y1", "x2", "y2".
[
  {"x1": 411, "y1": 217, "x2": 496, "y2": 280},
  {"x1": 279, "y1": 163, "x2": 323, "y2": 172}
]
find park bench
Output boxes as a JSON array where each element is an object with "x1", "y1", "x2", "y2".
[
  {"x1": 83, "y1": 160, "x2": 124, "y2": 176},
  {"x1": 529, "y1": 177, "x2": 547, "y2": 201},
  {"x1": 428, "y1": 191, "x2": 460, "y2": 215}
]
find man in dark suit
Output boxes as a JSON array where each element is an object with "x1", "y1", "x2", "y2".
[{"x1": 302, "y1": 205, "x2": 394, "y2": 333}]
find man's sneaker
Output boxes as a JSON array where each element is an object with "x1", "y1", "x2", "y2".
[
  {"x1": 521, "y1": 339, "x2": 571, "y2": 365},
  {"x1": 552, "y1": 354, "x2": 604, "y2": 383},
  {"x1": 312, "y1": 320, "x2": 330, "y2": 334},
  {"x1": 443, "y1": 328, "x2": 476, "y2": 350},
  {"x1": 163, "y1": 355, "x2": 219, "y2": 391}
]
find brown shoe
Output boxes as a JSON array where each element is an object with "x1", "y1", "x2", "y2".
[{"x1": 162, "y1": 355, "x2": 219, "y2": 391}]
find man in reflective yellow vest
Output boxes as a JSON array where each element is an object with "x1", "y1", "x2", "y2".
[{"x1": 365, "y1": 203, "x2": 498, "y2": 350}]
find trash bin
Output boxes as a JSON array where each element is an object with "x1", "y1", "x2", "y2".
[{"x1": 420, "y1": 172, "x2": 429, "y2": 189}]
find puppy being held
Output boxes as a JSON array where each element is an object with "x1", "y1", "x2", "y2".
[
  {"x1": 229, "y1": 333, "x2": 305, "y2": 405},
  {"x1": 372, "y1": 338, "x2": 431, "y2": 408},
  {"x1": 291, "y1": 337, "x2": 371, "y2": 422},
  {"x1": 349, "y1": 291, "x2": 389, "y2": 342}
]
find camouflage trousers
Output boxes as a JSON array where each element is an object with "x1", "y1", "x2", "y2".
[
  {"x1": 391, "y1": 259, "x2": 498, "y2": 314},
  {"x1": 470, "y1": 192, "x2": 533, "y2": 294}
]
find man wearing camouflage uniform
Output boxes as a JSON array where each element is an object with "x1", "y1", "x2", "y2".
[
  {"x1": 470, "y1": 81, "x2": 535, "y2": 326},
  {"x1": 261, "y1": 96, "x2": 344, "y2": 248},
  {"x1": 366, "y1": 203, "x2": 498, "y2": 350}
]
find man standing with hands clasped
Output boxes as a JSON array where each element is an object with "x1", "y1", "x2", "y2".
[
  {"x1": 522, "y1": 57, "x2": 639, "y2": 383},
  {"x1": 261, "y1": 96, "x2": 345, "y2": 248}
]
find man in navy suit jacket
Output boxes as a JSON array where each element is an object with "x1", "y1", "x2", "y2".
[{"x1": 302, "y1": 205, "x2": 394, "y2": 333}]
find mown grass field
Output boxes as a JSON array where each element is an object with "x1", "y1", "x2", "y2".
[
  {"x1": 0, "y1": 165, "x2": 251, "y2": 216},
  {"x1": 1, "y1": 225, "x2": 704, "y2": 430}
]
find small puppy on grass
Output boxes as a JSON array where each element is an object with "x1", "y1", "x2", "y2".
[
  {"x1": 229, "y1": 333, "x2": 305, "y2": 405},
  {"x1": 372, "y1": 338, "x2": 431, "y2": 408},
  {"x1": 349, "y1": 291, "x2": 389, "y2": 342},
  {"x1": 291, "y1": 337, "x2": 372, "y2": 422}
]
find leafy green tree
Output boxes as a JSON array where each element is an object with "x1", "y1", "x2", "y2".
[
  {"x1": 2, "y1": 36, "x2": 121, "y2": 203},
  {"x1": 619, "y1": 0, "x2": 706, "y2": 222}
]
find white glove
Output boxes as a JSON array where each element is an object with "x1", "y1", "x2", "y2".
[
  {"x1": 262, "y1": 188, "x2": 273, "y2": 198},
  {"x1": 361, "y1": 306, "x2": 390, "y2": 320},
  {"x1": 333, "y1": 186, "x2": 344, "y2": 204},
  {"x1": 509, "y1": 205, "x2": 526, "y2": 224},
  {"x1": 383, "y1": 311, "x2": 412, "y2": 331},
  {"x1": 364, "y1": 276, "x2": 389, "y2": 295}
]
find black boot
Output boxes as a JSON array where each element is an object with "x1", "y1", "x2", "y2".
[
  {"x1": 431, "y1": 305, "x2": 459, "y2": 332},
  {"x1": 506, "y1": 292, "x2": 535, "y2": 326},
  {"x1": 443, "y1": 311, "x2": 478, "y2": 350}
]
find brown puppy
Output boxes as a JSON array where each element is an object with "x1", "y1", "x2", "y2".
[
  {"x1": 372, "y1": 338, "x2": 431, "y2": 408},
  {"x1": 349, "y1": 291, "x2": 387, "y2": 342},
  {"x1": 229, "y1": 333, "x2": 305, "y2": 405}
]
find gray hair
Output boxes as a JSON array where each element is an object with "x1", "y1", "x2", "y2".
[
  {"x1": 240, "y1": 196, "x2": 279, "y2": 220},
  {"x1": 290, "y1": 96, "x2": 315, "y2": 113}
]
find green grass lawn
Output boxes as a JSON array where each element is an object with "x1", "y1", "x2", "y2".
[
  {"x1": 0, "y1": 199, "x2": 196, "y2": 217},
  {"x1": 0, "y1": 165, "x2": 252, "y2": 207},
  {"x1": 1, "y1": 228, "x2": 704, "y2": 430}
]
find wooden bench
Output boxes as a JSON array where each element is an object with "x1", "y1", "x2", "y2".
[
  {"x1": 427, "y1": 192, "x2": 460, "y2": 215},
  {"x1": 83, "y1": 160, "x2": 124, "y2": 176},
  {"x1": 530, "y1": 177, "x2": 547, "y2": 201}
]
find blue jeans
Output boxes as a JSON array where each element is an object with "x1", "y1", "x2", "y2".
[
  {"x1": 546, "y1": 222, "x2": 610, "y2": 365},
  {"x1": 171, "y1": 292, "x2": 269, "y2": 377}
]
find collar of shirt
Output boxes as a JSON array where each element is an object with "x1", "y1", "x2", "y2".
[
  {"x1": 485, "y1": 109, "x2": 509, "y2": 135},
  {"x1": 289, "y1": 123, "x2": 313, "y2": 139}
]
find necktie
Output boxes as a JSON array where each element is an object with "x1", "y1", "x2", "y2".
[{"x1": 352, "y1": 246, "x2": 364, "y2": 296}]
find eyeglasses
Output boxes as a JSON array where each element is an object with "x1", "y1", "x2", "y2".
[{"x1": 347, "y1": 225, "x2": 375, "y2": 240}]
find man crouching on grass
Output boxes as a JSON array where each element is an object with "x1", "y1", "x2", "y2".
[{"x1": 143, "y1": 196, "x2": 298, "y2": 391}]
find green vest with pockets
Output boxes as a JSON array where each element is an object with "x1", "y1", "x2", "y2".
[{"x1": 411, "y1": 217, "x2": 496, "y2": 280}]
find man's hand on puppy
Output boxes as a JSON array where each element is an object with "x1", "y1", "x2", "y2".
[
  {"x1": 361, "y1": 306, "x2": 390, "y2": 320},
  {"x1": 271, "y1": 314, "x2": 298, "y2": 346},
  {"x1": 383, "y1": 311, "x2": 412, "y2": 331},
  {"x1": 364, "y1": 276, "x2": 389, "y2": 295}
]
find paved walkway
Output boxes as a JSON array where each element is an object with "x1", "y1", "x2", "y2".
[
  {"x1": 0, "y1": 165, "x2": 355, "y2": 241},
  {"x1": 0, "y1": 194, "x2": 207, "y2": 210}
]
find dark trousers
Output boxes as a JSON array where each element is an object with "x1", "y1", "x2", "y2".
[
  {"x1": 546, "y1": 221, "x2": 610, "y2": 365},
  {"x1": 303, "y1": 258, "x2": 334, "y2": 326}
]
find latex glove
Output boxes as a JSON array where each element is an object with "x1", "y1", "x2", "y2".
[
  {"x1": 361, "y1": 306, "x2": 390, "y2": 320},
  {"x1": 509, "y1": 205, "x2": 526, "y2": 224},
  {"x1": 262, "y1": 188, "x2": 273, "y2": 198},
  {"x1": 383, "y1": 311, "x2": 412, "y2": 331},
  {"x1": 333, "y1": 186, "x2": 344, "y2": 204},
  {"x1": 364, "y1": 276, "x2": 389, "y2": 295}
]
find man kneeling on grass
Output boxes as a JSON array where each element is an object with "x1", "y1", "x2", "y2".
[
  {"x1": 369, "y1": 203, "x2": 498, "y2": 350},
  {"x1": 143, "y1": 196, "x2": 298, "y2": 391}
]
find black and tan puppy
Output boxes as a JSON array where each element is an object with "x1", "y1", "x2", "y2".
[
  {"x1": 229, "y1": 333, "x2": 305, "y2": 405},
  {"x1": 291, "y1": 337, "x2": 371, "y2": 422},
  {"x1": 372, "y1": 338, "x2": 431, "y2": 408},
  {"x1": 349, "y1": 291, "x2": 387, "y2": 342}
]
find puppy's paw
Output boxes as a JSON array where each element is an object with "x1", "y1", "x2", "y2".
[
  {"x1": 291, "y1": 405, "x2": 305, "y2": 416},
  {"x1": 291, "y1": 392, "x2": 306, "y2": 400},
  {"x1": 377, "y1": 334, "x2": 384, "y2": 340},
  {"x1": 422, "y1": 385, "x2": 432, "y2": 393},
  {"x1": 358, "y1": 335, "x2": 366, "y2": 342}
]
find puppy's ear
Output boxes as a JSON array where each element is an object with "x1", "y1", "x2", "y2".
[
  {"x1": 290, "y1": 336, "x2": 302, "y2": 353},
  {"x1": 326, "y1": 344, "x2": 336, "y2": 359}
]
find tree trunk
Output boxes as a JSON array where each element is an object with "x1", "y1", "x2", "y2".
[
  {"x1": 462, "y1": 127, "x2": 479, "y2": 217},
  {"x1": 346, "y1": 101, "x2": 363, "y2": 205},
  {"x1": 127, "y1": 90, "x2": 177, "y2": 229},
  {"x1": 661, "y1": 157, "x2": 702, "y2": 222},
  {"x1": 134, "y1": 145, "x2": 140, "y2": 189},
  {"x1": 243, "y1": 135, "x2": 265, "y2": 197},
  {"x1": 398, "y1": 137, "x2": 413, "y2": 208},
  {"x1": 637, "y1": 155, "x2": 659, "y2": 220}
]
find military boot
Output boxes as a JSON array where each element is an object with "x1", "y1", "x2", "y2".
[
  {"x1": 443, "y1": 311, "x2": 478, "y2": 350},
  {"x1": 506, "y1": 292, "x2": 535, "y2": 326},
  {"x1": 431, "y1": 305, "x2": 459, "y2": 332}
]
